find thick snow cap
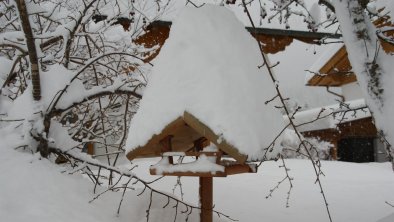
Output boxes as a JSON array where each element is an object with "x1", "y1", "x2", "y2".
[{"x1": 126, "y1": 5, "x2": 285, "y2": 161}]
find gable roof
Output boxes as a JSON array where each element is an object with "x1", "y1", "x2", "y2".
[
  {"x1": 126, "y1": 111, "x2": 248, "y2": 163},
  {"x1": 125, "y1": 5, "x2": 285, "y2": 162},
  {"x1": 306, "y1": 44, "x2": 357, "y2": 87},
  {"x1": 305, "y1": 12, "x2": 394, "y2": 87}
]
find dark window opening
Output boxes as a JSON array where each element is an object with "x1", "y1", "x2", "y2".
[{"x1": 338, "y1": 138, "x2": 374, "y2": 163}]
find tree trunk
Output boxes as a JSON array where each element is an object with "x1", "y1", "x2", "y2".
[
  {"x1": 333, "y1": 0, "x2": 394, "y2": 169},
  {"x1": 16, "y1": 0, "x2": 50, "y2": 157},
  {"x1": 15, "y1": 0, "x2": 41, "y2": 101}
]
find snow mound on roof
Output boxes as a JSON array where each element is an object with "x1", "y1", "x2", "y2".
[
  {"x1": 162, "y1": 0, "x2": 336, "y2": 32},
  {"x1": 285, "y1": 99, "x2": 371, "y2": 132},
  {"x1": 126, "y1": 5, "x2": 285, "y2": 161}
]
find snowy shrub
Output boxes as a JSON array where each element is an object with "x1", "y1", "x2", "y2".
[
  {"x1": 281, "y1": 129, "x2": 333, "y2": 160},
  {"x1": 0, "y1": 0, "x2": 170, "y2": 162}
]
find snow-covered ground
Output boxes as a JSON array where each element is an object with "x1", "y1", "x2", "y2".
[
  {"x1": 1, "y1": 139, "x2": 393, "y2": 222},
  {"x1": 1, "y1": 2, "x2": 393, "y2": 222}
]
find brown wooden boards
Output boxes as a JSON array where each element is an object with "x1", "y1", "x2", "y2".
[{"x1": 183, "y1": 111, "x2": 248, "y2": 164}]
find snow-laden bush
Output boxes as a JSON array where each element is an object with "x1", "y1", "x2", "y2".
[
  {"x1": 281, "y1": 129, "x2": 333, "y2": 160},
  {"x1": 0, "y1": 0, "x2": 172, "y2": 162}
]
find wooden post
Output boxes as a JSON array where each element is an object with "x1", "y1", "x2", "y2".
[
  {"x1": 160, "y1": 136, "x2": 173, "y2": 164},
  {"x1": 195, "y1": 137, "x2": 213, "y2": 222},
  {"x1": 199, "y1": 177, "x2": 213, "y2": 222}
]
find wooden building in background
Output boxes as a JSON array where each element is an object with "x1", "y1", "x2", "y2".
[
  {"x1": 299, "y1": 15, "x2": 393, "y2": 162},
  {"x1": 132, "y1": 20, "x2": 341, "y2": 62},
  {"x1": 300, "y1": 35, "x2": 393, "y2": 162}
]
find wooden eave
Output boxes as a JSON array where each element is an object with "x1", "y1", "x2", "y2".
[
  {"x1": 148, "y1": 20, "x2": 342, "y2": 39},
  {"x1": 133, "y1": 20, "x2": 342, "y2": 61},
  {"x1": 126, "y1": 111, "x2": 248, "y2": 164},
  {"x1": 307, "y1": 46, "x2": 357, "y2": 87},
  {"x1": 307, "y1": 17, "x2": 394, "y2": 87},
  {"x1": 375, "y1": 16, "x2": 394, "y2": 54}
]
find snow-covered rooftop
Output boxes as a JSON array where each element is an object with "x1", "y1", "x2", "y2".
[
  {"x1": 304, "y1": 43, "x2": 344, "y2": 84},
  {"x1": 285, "y1": 99, "x2": 371, "y2": 132},
  {"x1": 94, "y1": 0, "x2": 337, "y2": 33},
  {"x1": 125, "y1": 5, "x2": 285, "y2": 161},
  {"x1": 161, "y1": 0, "x2": 336, "y2": 32}
]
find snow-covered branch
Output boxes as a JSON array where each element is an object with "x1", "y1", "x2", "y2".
[{"x1": 333, "y1": 0, "x2": 394, "y2": 168}]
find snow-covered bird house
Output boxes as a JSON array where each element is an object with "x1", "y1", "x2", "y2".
[
  {"x1": 126, "y1": 4, "x2": 286, "y2": 222},
  {"x1": 127, "y1": 111, "x2": 256, "y2": 176}
]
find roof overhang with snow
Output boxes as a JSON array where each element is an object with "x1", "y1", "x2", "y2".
[
  {"x1": 306, "y1": 16, "x2": 394, "y2": 87},
  {"x1": 306, "y1": 45, "x2": 356, "y2": 87},
  {"x1": 133, "y1": 20, "x2": 342, "y2": 61},
  {"x1": 285, "y1": 99, "x2": 371, "y2": 133}
]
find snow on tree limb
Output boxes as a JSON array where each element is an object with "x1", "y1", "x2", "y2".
[{"x1": 333, "y1": 0, "x2": 394, "y2": 167}]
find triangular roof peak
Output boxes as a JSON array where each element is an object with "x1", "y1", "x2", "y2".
[
  {"x1": 306, "y1": 15, "x2": 394, "y2": 87},
  {"x1": 126, "y1": 5, "x2": 285, "y2": 162},
  {"x1": 126, "y1": 111, "x2": 248, "y2": 163}
]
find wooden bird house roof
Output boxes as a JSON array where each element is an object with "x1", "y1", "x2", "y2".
[
  {"x1": 126, "y1": 111, "x2": 248, "y2": 163},
  {"x1": 125, "y1": 5, "x2": 286, "y2": 162}
]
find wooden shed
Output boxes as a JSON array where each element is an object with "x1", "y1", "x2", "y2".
[
  {"x1": 287, "y1": 98, "x2": 383, "y2": 162},
  {"x1": 302, "y1": 116, "x2": 380, "y2": 162},
  {"x1": 300, "y1": 16, "x2": 394, "y2": 162},
  {"x1": 302, "y1": 46, "x2": 386, "y2": 162},
  {"x1": 300, "y1": 14, "x2": 393, "y2": 162}
]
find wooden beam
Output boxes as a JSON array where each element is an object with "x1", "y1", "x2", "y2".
[
  {"x1": 194, "y1": 137, "x2": 209, "y2": 152},
  {"x1": 225, "y1": 164, "x2": 257, "y2": 175},
  {"x1": 307, "y1": 72, "x2": 357, "y2": 87},
  {"x1": 148, "y1": 20, "x2": 342, "y2": 39},
  {"x1": 149, "y1": 163, "x2": 256, "y2": 177},
  {"x1": 126, "y1": 117, "x2": 185, "y2": 160},
  {"x1": 135, "y1": 20, "x2": 342, "y2": 62},
  {"x1": 200, "y1": 177, "x2": 213, "y2": 222},
  {"x1": 162, "y1": 151, "x2": 222, "y2": 157},
  {"x1": 307, "y1": 45, "x2": 358, "y2": 87},
  {"x1": 149, "y1": 168, "x2": 226, "y2": 177},
  {"x1": 183, "y1": 111, "x2": 248, "y2": 164},
  {"x1": 319, "y1": 46, "x2": 348, "y2": 74}
]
